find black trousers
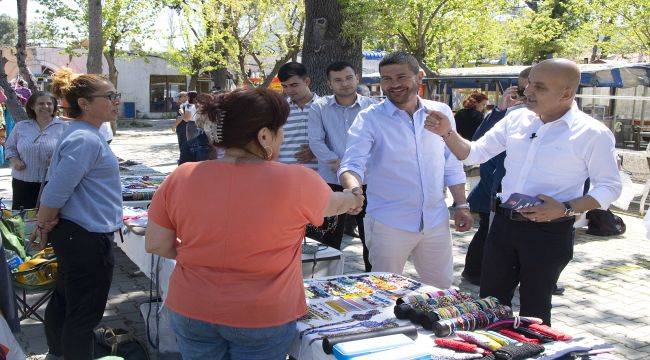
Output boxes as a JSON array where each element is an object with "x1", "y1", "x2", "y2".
[
  {"x1": 463, "y1": 212, "x2": 490, "y2": 278},
  {"x1": 479, "y1": 213, "x2": 574, "y2": 325},
  {"x1": 11, "y1": 177, "x2": 42, "y2": 210},
  {"x1": 45, "y1": 219, "x2": 115, "y2": 360},
  {"x1": 310, "y1": 184, "x2": 371, "y2": 272}
]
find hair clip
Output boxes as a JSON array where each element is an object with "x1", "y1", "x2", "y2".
[{"x1": 203, "y1": 108, "x2": 225, "y2": 144}]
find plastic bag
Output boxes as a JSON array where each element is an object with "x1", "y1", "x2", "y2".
[
  {"x1": 611, "y1": 171, "x2": 638, "y2": 211},
  {"x1": 0, "y1": 315, "x2": 26, "y2": 360}
]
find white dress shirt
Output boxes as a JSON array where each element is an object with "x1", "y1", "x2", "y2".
[
  {"x1": 338, "y1": 97, "x2": 466, "y2": 233},
  {"x1": 464, "y1": 104, "x2": 621, "y2": 209}
]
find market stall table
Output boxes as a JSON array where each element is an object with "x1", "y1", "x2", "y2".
[{"x1": 289, "y1": 273, "x2": 616, "y2": 360}]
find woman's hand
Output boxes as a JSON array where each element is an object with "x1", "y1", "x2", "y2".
[
  {"x1": 10, "y1": 158, "x2": 26, "y2": 170},
  {"x1": 345, "y1": 187, "x2": 365, "y2": 215}
]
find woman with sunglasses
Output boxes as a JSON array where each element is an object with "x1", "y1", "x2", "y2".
[
  {"x1": 33, "y1": 69, "x2": 123, "y2": 360},
  {"x1": 4, "y1": 91, "x2": 66, "y2": 210}
]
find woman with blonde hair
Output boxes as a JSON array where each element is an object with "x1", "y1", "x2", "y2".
[
  {"x1": 146, "y1": 88, "x2": 363, "y2": 359},
  {"x1": 34, "y1": 68, "x2": 122, "y2": 360}
]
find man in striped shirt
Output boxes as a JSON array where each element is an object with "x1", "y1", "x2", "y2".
[{"x1": 278, "y1": 62, "x2": 318, "y2": 169}]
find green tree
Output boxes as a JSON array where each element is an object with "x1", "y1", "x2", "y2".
[
  {"x1": 343, "y1": 0, "x2": 508, "y2": 75},
  {"x1": 595, "y1": 0, "x2": 650, "y2": 57},
  {"x1": 164, "y1": 0, "x2": 304, "y2": 89},
  {"x1": 36, "y1": 0, "x2": 161, "y2": 86},
  {"x1": 0, "y1": 15, "x2": 17, "y2": 47},
  {"x1": 506, "y1": 0, "x2": 595, "y2": 63}
]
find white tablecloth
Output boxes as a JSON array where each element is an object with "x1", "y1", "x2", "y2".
[{"x1": 116, "y1": 229, "x2": 344, "y2": 301}]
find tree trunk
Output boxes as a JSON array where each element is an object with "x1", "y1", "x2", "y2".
[
  {"x1": 0, "y1": 56, "x2": 28, "y2": 121},
  {"x1": 302, "y1": 0, "x2": 362, "y2": 96},
  {"x1": 188, "y1": 74, "x2": 198, "y2": 91},
  {"x1": 87, "y1": 0, "x2": 103, "y2": 73},
  {"x1": 211, "y1": 68, "x2": 230, "y2": 91},
  {"x1": 16, "y1": 0, "x2": 36, "y2": 92},
  {"x1": 104, "y1": 44, "x2": 118, "y2": 87}
]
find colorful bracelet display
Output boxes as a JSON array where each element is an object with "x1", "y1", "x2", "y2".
[{"x1": 394, "y1": 289, "x2": 511, "y2": 333}]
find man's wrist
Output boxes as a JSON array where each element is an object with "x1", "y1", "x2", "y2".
[{"x1": 453, "y1": 202, "x2": 470, "y2": 210}]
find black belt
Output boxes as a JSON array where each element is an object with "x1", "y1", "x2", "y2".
[{"x1": 494, "y1": 206, "x2": 575, "y2": 223}]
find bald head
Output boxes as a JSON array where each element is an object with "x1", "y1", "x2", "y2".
[
  {"x1": 524, "y1": 59, "x2": 581, "y2": 122},
  {"x1": 533, "y1": 59, "x2": 580, "y2": 91}
]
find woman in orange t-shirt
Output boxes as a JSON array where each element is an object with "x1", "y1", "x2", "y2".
[{"x1": 145, "y1": 88, "x2": 363, "y2": 360}]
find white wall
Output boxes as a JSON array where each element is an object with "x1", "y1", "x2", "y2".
[
  {"x1": 115, "y1": 56, "x2": 185, "y2": 118},
  {"x1": 2, "y1": 47, "x2": 186, "y2": 118}
]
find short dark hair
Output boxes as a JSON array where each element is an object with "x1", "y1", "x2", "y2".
[
  {"x1": 278, "y1": 62, "x2": 308, "y2": 82},
  {"x1": 198, "y1": 88, "x2": 289, "y2": 154},
  {"x1": 187, "y1": 91, "x2": 198, "y2": 104},
  {"x1": 519, "y1": 66, "x2": 532, "y2": 79},
  {"x1": 25, "y1": 91, "x2": 59, "y2": 119},
  {"x1": 326, "y1": 61, "x2": 356, "y2": 78},
  {"x1": 379, "y1": 52, "x2": 419, "y2": 75}
]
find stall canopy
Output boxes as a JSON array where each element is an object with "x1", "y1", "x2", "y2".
[{"x1": 426, "y1": 63, "x2": 650, "y2": 92}]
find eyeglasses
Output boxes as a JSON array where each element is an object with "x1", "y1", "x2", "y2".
[{"x1": 89, "y1": 92, "x2": 121, "y2": 101}]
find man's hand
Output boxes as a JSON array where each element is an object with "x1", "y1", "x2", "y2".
[
  {"x1": 10, "y1": 158, "x2": 26, "y2": 171},
  {"x1": 423, "y1": 110, "x2": 453, "y2": 137},
  {"x1": 328, "y1": 158, "x2": 341, "y2": 173},
  {"x1": 171, "y1": 125, "x2": 177, "y2": 133},
  {"x1": 295, "y1": 144, "x2": 316, "y2": 163},
  {"x1": 518, "y1": 194, "x2": 566, "y2": 222},
  {"x1": 346, "y1": 187, "x2": 365, "y2": 215},
  {"x1": 498, "y1": 86, "x2": 524, "y2": 111},
  {"x1": 453, "y1": 208, "x2": 474, "y2": 232}
]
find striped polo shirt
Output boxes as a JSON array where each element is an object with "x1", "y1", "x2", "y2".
[{"x1": 278, "y1": 94, "x2": 319, "y2": 170}]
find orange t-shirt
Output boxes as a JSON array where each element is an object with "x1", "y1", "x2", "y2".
[{"x1": 147, "y1": 160, "x2": 330, "y2": 328}]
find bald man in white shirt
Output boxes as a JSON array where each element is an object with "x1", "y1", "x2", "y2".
[{"x1": 425, "y1": 59, "x2": 621, "y2": 325}]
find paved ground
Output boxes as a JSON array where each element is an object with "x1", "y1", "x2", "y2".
[{"x1": 7, "y1": 120, "x2": 649, "y2": 359}]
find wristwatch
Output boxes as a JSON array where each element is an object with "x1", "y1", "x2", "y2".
[
  {"x1": 454, "y1": 203, "x2": 470, "y2": 210},
  {"x1": 563, "y1": 201, "x2": 575, "y2": 217}
]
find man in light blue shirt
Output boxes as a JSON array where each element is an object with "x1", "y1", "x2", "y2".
[
  {"x1": 308, "y1": 61, "x2": 376, "y2": 271},
  {"x1": 338, "y1": 52, "x2": 473, "y2": 288}
]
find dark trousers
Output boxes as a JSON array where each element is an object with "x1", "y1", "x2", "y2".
[
  {"x1": 11, "y1": 177, "x2": 42, "y2": 210},
  {"x1": 463, "y1": 212, "x2": 491, "y2": 278},
  {"x1": 176, "y1": 121, "x2": 188, "y2": 164},
  {"x1": 479, "y1": 213, "x2": 574, "y2": 325},
  {"x1": 312, "y1": 184, "x2": 371, "y2": 272},
  {"x1": 45, "y1": 219, "x2": 115, "y2": 359}
]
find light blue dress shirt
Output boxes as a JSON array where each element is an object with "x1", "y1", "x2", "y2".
[
  {"x1": 41, "y1": 120, "x2": 123, "y2": 233},
  {"x1": 338, "y1": 97, "x2": 466, "y2": 233},
  {"x1": 308, "y1": 94, "x2": 377, "y2": 184}
]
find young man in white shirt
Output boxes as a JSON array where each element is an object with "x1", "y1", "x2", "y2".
[{"x1": 425, "y1": 58, "x2": 621, "y2": 325}]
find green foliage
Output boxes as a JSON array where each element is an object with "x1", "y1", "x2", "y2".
[
  {"x1": 342, "y1": 0, "x2": 510, "y2": 73},
  {"x1": 35, "y1": 0, "x2": 160, "y2": 60},
  {"x1": 163, "y1": 0, "x2": 304, "y2": 86},
  {"x1": 594, "y1": 0, "x2": 650, "y2": 57},
  {"x1": 0, "y1": 14, "x2": 18, "y2": 46}
]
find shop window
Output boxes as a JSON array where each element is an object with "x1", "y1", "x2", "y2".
[{"x1": 150, "y1": 75, "x2": 187, "y2": 113}]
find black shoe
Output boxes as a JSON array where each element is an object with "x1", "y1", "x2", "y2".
[
  {"x1": 344, "y1": 225, "x2": 359, "y2": 238},
  {"x1": 461, "y1": 271, "x2": 481, "y2": 286},
  {"x1": 553, "y1": 284, "x2": 565, "y2": 295}
]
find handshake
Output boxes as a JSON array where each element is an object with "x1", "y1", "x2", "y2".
[{"x1": 343, "y1": 187, "x2": 365, "y2": 215}]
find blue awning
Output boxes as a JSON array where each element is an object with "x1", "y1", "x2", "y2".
[{"x1": 363, "y1": 51, "x2": 386, "y2": 61}]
